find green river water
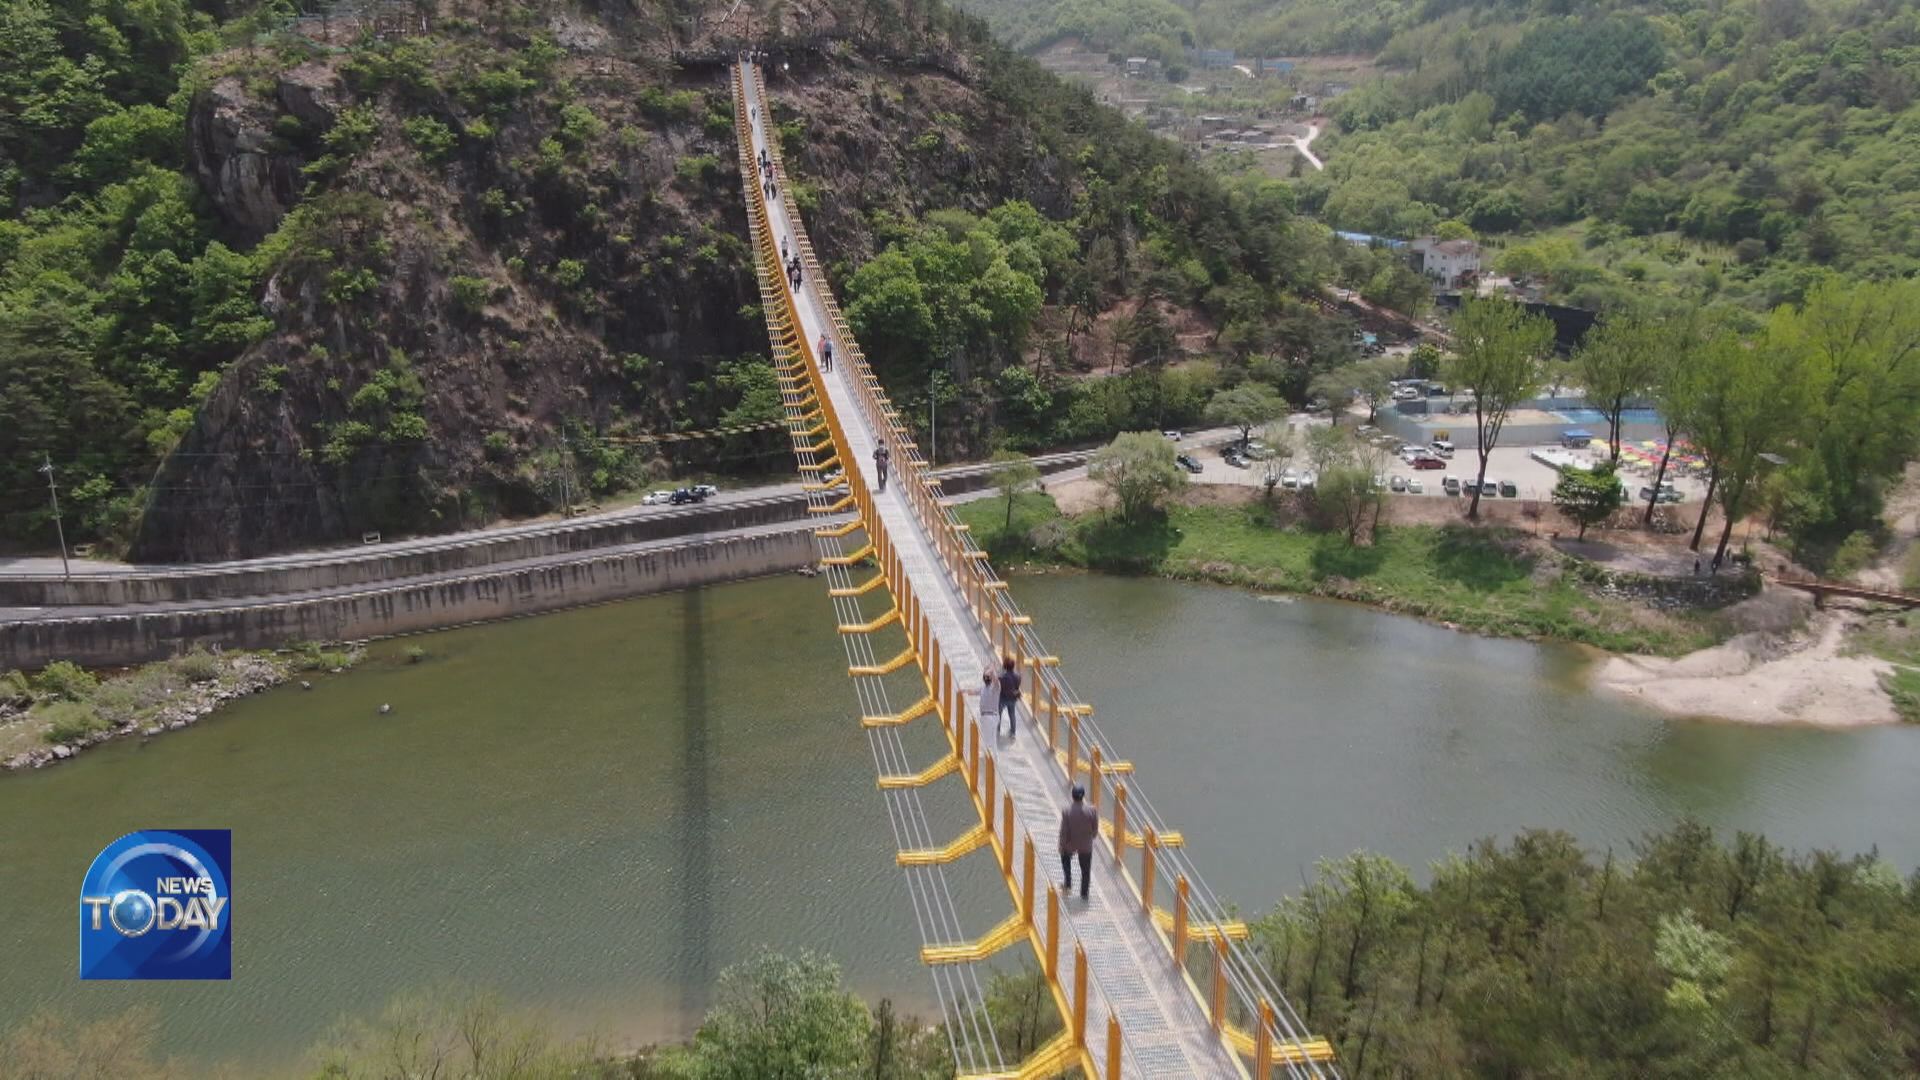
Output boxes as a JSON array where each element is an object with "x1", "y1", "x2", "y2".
[{"x1": 3, "y1": 572, "x2": 1916, "y2": 1072}]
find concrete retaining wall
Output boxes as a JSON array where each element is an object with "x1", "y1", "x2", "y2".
[
  {"x1": 2, "y1": 527, "x2": 818, "y2": 669},
  {"x1": 0, "y1": 495, "x2": 814, "y2": 608}
]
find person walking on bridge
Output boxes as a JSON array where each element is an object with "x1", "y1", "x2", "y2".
[
  {"x1": 873, "y1": 442, "x2": 891, "y2": 492},
  {"x1": 819, "y1": 334, "x2": 833, "y2": 373},
  {"x1": 996, "y1": 656, "x2": 1021, "y2": 737},
  {"x1": 975, "y1": 668, "x2": 999, "y2": 727},
  {"x1": 1059, "y1": 785, "x2": 1097, "y2": 900}
]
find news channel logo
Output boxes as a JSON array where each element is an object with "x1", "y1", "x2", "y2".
[{"x1": 79, "y1": 829, "x2": 230, "y2": 980}]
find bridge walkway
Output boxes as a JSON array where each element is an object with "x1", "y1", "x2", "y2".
[{"x1": 736, "y1": 60, "x2": 1334, "y2": 1079}]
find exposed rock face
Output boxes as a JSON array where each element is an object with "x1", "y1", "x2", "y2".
[
  {"x1": 276, "y1": 62, "x2": 347, "y2": 129},
  {"x1": 190, "y1": 77, "x2": 304, "y2": 240}
]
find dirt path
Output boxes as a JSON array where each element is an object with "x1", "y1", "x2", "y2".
[{"x1": 1591, "y1": 610, "x2": 1898, "y2": 726}]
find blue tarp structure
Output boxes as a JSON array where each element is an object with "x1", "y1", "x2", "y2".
[{"x1": 1562, "y1": 429, "x2": 1594, "y2": 439}]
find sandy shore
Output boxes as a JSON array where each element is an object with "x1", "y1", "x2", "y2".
[{"x1": 1591, "y1": 610, "x2": 1899, "y2": 727}]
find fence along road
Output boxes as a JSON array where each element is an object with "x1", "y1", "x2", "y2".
[{"x1": 733, "y1": 60, "x2": 1335, "y2": 1079}]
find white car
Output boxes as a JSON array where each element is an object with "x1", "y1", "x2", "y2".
[
  {"x1": 1161, "y1": 430, "x2": 1183, "y2": 441},
  {"x1": 1428, "y1": 442, "x2": 1454, "y2": 458},
  {"x1": 642, "y1": 490, "x2": 675, "y2": 505},
  {"x1": 692, "y1": 484, "x2": 719, "y2": 498},
  {"x1": 1280, "y1": 468, "x2": 1300, "y2": 490},
  {"x1": 1408, "y1": 477, "x2": 1425, "y2": 494}
]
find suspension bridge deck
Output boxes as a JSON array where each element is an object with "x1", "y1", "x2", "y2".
[{"x1": 735, "y1": 61, "x2": 1332, "y2": 1079}]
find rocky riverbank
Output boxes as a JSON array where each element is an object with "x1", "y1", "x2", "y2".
[{"x1": 0, "y1": 646, "x2": 361, "y2": 771}]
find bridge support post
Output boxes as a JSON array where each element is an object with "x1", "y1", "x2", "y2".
[
  {"x1": 1106, "y1": 1012, "x2": 1122, "y2": 1080},
  {"x1": 1141, "y1": 828, "x2": 1158, "y2": 913},
  {"x1": 984, "y1": 755, "x2": 996, "y2": 830},
  {"x1": 1072, "y1": 944, "x2": 1089, "y2": 1048},
  {"x1": 967, "y1": 720, "x2": 980, "y2": 789},
  {"x1": 1174, "y1": 875, "x2": 1191, "y2": 970},
  {"x1": 1047, "y1": 684, "x2": 1061, "y2": 750},
  {"x1": 1211, "y1": 935, "x2": 1228, "y2": 1030},
  {"x1": 1112, "y1": 786, "x2": 1128, "y2": 863},
  {"x1": 1088, "y1": 747, "x2": 1103, "y2": 808},
  {"x1": 1066, "y1": 716, "x2": 1080, "y2": 793},
  {"x1": 1045, "y1": 885, "x2": 1060, "y2": 978},
  {"x1": 1023, "y1": 834, "x2": 1036, "y2": 918},
  {"x1": 1001, "y1": 793, "x2": 1015, "y2": 872},
  {"x1": 1254, "y1": 999, "x2": 1274, "y2": 1075}
]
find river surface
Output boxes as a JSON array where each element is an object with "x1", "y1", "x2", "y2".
[{"x1": 3, "y1": 573, "x2": 1916, "y2": 1071}]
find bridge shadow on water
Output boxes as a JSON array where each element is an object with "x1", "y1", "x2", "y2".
[{"x1": 674, "y1": 588, "x2": 715, "y2": 1025}]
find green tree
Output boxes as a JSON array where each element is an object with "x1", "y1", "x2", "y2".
[
  {"x1": 684, "y1": 949, "x2": 870, "y2": 1079},
  {"x1": 1552, "y1": 462, "x2": 1625, "y2": 539},
  {"x1": 1203, "y1": 383, "x2": 1287, "y2": 446},
  {"x1": 1443, "y1": 299, "x2": 1555, "y2": 519},
  {"x1": 989, "y1": 449, "x2": 1041, "y2": 530},
  {"x1": 1089, "y1": 431, "x2": 1184, "y2": 523},
  {"x1": 1576, "y1": 308, "x2": 1663, "y2": 462},
  {"x1": 1688, "y1": 329, "x2": 1811, "y2": 565}
]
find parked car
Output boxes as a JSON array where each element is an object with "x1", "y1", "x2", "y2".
[
  {"x1": 1371, "y1": 473, "x2": 1387, "y2": 490},
  {"x1": 1426, "y1": 384, "x2": 1449, "y2": 397},
  {"x1": 1640, "y1": 483, "x2": 1682, "y2": 503},
  {"x1": 1410, "y1": 455, "x2": 1445, "y2": 470},
  {"x1": 1243, "y1": 440, "x2": 1275, "y2": 460},
  {"x1": 1299, "y1": 471, "x2": 1317, "y2": 490},
  {"x1": 1280, "y1": 468, "x2": 1300, "y2": 489},
  {"x1": 1162, "y1": 430, "x2": 1183, "y2": 441},
  {"x1": 1480, "y1": 481, "x2": 1499, "y2": 496},
  {"x1": 1442, "y1": 476, "x2": 1462, "y2": 496},
  {"x1": 670, "y1": 488, "x2": 708, "y2": 505},
  {"x1": 1389, "y1": 474, "x2": 1408, "y2": 492},
  {"x1": 1429, "y1": 439, "x2": 1455, "y2": 456},
  {"x1": 1499, "y1": 480, "x2": 1519, "y2": 498},
  {"x1": 1224, "y1": 450, "x2": 1250, "y2": 469},
  {"x1": 642, "y1": 490, "x2": 675, "y2": 506},
  {"x1": 1176, "y1": 453, "x2": 1203, "y2": 474},
  {"x1": 1408, "y1": 477, "x2": 1425, "y2": 494},
  {"x1": 692, "y1": 484, "x2": 719, "y2": 498}
]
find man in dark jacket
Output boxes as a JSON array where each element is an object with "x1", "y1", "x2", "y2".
[
  {"x1": 1059, "y1": 785, "x2": 1097, "y2": 900},
  {"x1": 996, "y1": 656, "x2": 1021, "y2": 737}
]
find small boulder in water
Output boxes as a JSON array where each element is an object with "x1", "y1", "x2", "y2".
[
  {"x1": 299, "y1": 680, "x2": 313, "y2": 690},
  {"x1": 378, "y1": 703, "x2": 392, "y2": 715}
]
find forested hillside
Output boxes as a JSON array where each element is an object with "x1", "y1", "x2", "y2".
[
  {"x1": 957, "y1": 0, "x2": 1920, "y2": 312},
  {"x1": 0, "y1": 0, "x2": 1330, "y2": 559}
]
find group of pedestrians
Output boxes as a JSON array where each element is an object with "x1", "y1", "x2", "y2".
[
  {"x1": 786, "y1": 253, "x2": 804, "y2": 291},
  {"x1": 970, "y1": 655, "x2": 1097, "y2": 900},
  {"x1": 758, "y1": 147, "x2": 777, "y2": 202}
]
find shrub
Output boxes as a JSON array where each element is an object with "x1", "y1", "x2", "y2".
[
  {"x1": 551, "y1": 259, "x2": 587, "y2": 288},
  {"x1": 35, "y1": 661, "x2": 97, "y2": 702},
  {"x1": 403, "y1": 116, "x2": 458, "y2": 162},
  {"x1": 450, "y1": 275, "x2": 491, "y2": 313},
  {"x1": 1831, "y1": 531, "x2": 1880, "y2": 578},
  {"x1": 405, "y1": 645, "x2": 428, "y2": 663},
  {"x1": 292, "y1": 643, "x2": 355, "y2": 671},
  {"x1": 41, "y1": 700, "x2": 108, "y2": 744},
  {"x1": 172, "y1": 649, "x2": 223, "y2": 684},
  {"x1": 0, "y1": 669, "x2": 31, "y2": 708},
  {"x1": 557, "y1": 103, "x2": 603, "y2": 148}
]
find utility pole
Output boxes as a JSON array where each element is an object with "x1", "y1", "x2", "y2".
[{"x1": 39, "y1": 453, "x2": 71, "y2": 580}]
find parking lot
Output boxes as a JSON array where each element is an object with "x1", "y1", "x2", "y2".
[{"x1": 1183, "y1": 422, "x2": 1710, "y2": 507}]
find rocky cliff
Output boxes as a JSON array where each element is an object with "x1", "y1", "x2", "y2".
[{"x1": 124, "y1": 0, "x2": 1058, "y2": 559}]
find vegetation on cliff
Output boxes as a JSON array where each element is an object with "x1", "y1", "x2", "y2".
[{"x1": 0, "y1": 0, "x2": 1353, "y2": 561}]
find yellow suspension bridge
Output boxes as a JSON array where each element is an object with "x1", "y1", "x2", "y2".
[{"x1": 732, "y1": 60, "x2": 1335, "y2": 1079}]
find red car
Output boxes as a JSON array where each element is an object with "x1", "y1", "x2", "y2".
[{"x1": 1410, "y1": 454, "x2": 1446, "y2": 470}]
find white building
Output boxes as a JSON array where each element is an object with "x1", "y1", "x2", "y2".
[{"x1": 1409, "y1": 238, "x2": 1482, "y2": 288}]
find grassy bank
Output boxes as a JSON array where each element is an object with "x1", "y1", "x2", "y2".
[
  {"x1": 1852, "y1": 613, "x2": 1920, "y2": 723},
  {"x1": 0, "y1": 644, "x2": 363, "y2": 767},
  {"x1": 959, "y1": 493, "x2": 1722, "y2": 656}
]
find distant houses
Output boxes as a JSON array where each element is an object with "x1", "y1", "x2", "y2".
[
  {"x1": 1409, "y1": 238, "x2": 1483, "y2": 288},
  {"x1": 1337, "y1": 232, "x2": 1485, "y2": 289}
]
